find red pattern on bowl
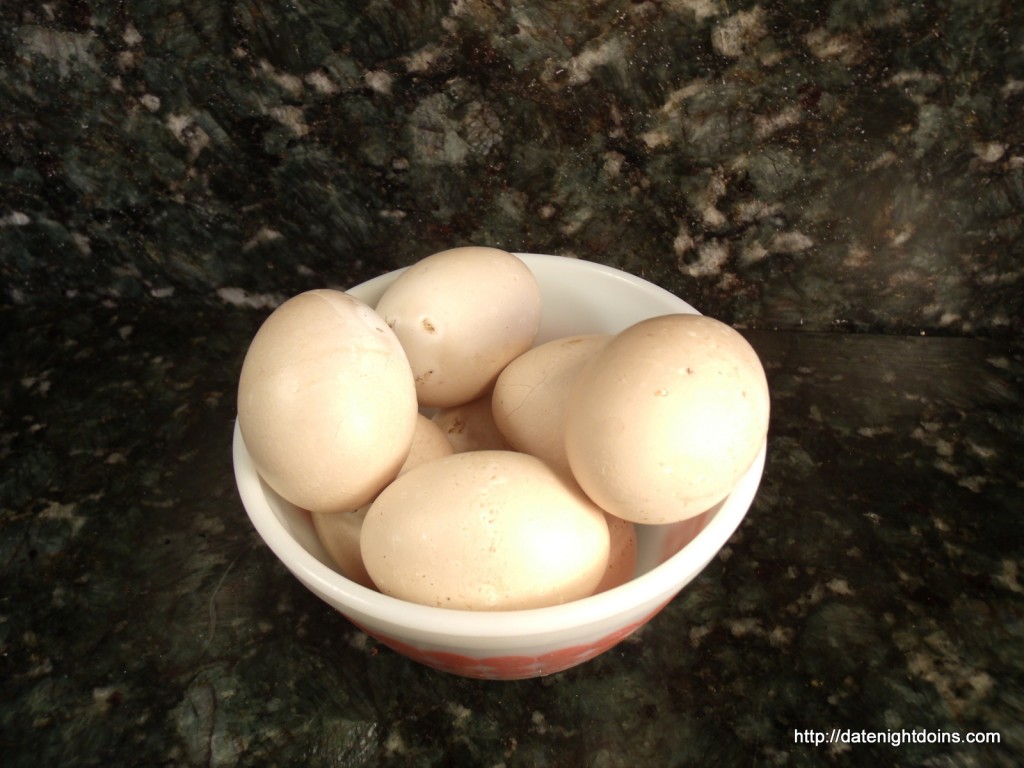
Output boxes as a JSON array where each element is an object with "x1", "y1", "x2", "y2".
[{"x1": 348, "y1": 601, "x2": 669, "y2": 679}]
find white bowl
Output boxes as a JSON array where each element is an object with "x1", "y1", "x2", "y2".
[{"x1": 233, "y1": 253, "x2": 766, "y2": 679}]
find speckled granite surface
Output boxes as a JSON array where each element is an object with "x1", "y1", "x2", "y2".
[
  {"x1": 2, "y1": 0, "x2": 1023, "y2": 766},
  {"x1": 2, "y1": 0, "x2": 1022, "y2": 334}
]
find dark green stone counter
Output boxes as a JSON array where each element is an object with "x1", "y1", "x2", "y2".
[
  {"x1": 2, "y1": 0, "x2": 1023, "y2": 764},
  {"x1": 2, "y1": 300, "x2": 1021, "y2": 766}
]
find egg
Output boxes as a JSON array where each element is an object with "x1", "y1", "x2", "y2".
[
  {"x1": 433, "y1": 394, "x2": 511, "y2": 453},
  {"x1": 361, "y1": 451, "x2": 610, "y2": 610},
  {"x1": 312, "y1": 414, "x2": 454, "y2": 589},
  {"x1": 237, "y1": 289, "x2": 418, "y2": 514},
  {"x1": 374, "y1": 246, "x2": 542, "y2": 408},
  {"x1": 593, "y1": 514, "x2": 638, "y2": 595},
  {"x1": 491, "y1": 334, "x2": 610, "y2": 475},
  {"x1": 565, "y1": 314, "x2": 770, "y2": 525}
]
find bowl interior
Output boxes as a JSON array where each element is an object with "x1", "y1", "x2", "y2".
[{"x1": 234, "y1": 253, "x2": 764, "y2": 641}]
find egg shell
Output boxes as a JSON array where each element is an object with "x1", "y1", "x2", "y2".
[
  {"x1": 312, "y1": 414, "x2": 454, "y2": 589},
  {"x1": 361, "y1": 450, "x2": 610, "y2": 611},
  {"x1": 237, "y1": 289, "x2": 418, "y2": 514},
  {"x1": 593, "y1": 514, "x2": 639, "y2": 594},
  {"x1": 565, "y1": 314, "x2": 770, "y2": 525},
  {"x1": 433, "y1": 394, "x2": 511, "y2": 453},
  {"x1": 491, "y1": 334, "x2": 609, "y2": 475},
  {"x1": 374, "y1": 247, "x2": 542, "y2": 408}
]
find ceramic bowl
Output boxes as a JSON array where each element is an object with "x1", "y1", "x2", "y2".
[{"x1": 233, "y1": 253, "x2": 766, "y2": 680}]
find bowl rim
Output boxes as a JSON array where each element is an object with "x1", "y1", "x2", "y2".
[{"x1": 233, "y1": 253, "x2": 765, "y2": 639}]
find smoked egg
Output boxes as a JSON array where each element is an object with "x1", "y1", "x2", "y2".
[
  {"x1": 565, "y1": 314, "x2": 769, "y2": 525},
  {"x1": 374, "y1": 247, "x2": 542, "y2": 408},
  {"x1": 237, "y1": 289, "x2": 418, "y2": 515},
  {"x1": 360, "y1": 450, "x2": 610, "y2": 610},
  {"x1": 491, "y1": 334, "x2": 609, "y2": 475}
]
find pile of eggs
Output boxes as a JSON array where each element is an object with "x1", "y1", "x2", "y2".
[{"x1": 237, "y1": 247, "x2": 770, "y2": 612}]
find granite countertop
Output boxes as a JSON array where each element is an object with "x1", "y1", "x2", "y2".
[
  {"x1": 2, "y1": 0, "x2": 1023, "y2": 765},
  {"x1": 2, "y1": 303, "x2": 1022, "y2": 766}
]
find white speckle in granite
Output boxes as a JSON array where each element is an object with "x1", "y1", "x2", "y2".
[
  {"x1": 242, "y1": 227, "x2": 284, "y2": 252},
  {"x1": 384, "y1": 727, "x2": 406, "y2": 756},
  {"x1": 995, "y1": 559, "x2": 1023, "y2": 593},
  {"x1": 116, "y1": 50, "x2": 137, "y2": 71},
  {"x1": 216, "y1": 287, "x2": 283, "y2": 309},
  {"x1": 680, "y1": 239, "x2": 729, "y2": 277},
  {"x1": 702, "y1": 204, "x2": 727, "y2": 229},
  {"x1": 727, "y1": 617, "x2": 762, "y2": 637},
  {"x1": 259, "y1": 60, "x2": 304, "y2": 98},
  {"x1": 405, "y1": 44, "x2": 445, "y2": 74},
  {"x1": 166, "y1": 114, "x2": 211, "y2": 160},
  {"x1": 769, "y1": 625, "x2": 795, "y2": 647},
  {"x1": 105, "y1": 452, "x2": 127, "y2": 464},
  {"x1": 803, "y1": 28, "x2": 863, "y2": 64},
  {"x1": 365, "y1": 70, "x2": 394, "y2": 95},
  {"x1": 70, "y1": 231, "x2": 88, "y2": 256},
  {"x1": 827, "y1": 579, "x2": 854, "y2": 596},
  {"x1": 857, "y1": 426, "x2": 894, "y2": 437},
  {"x1": 768, "y1": 230, "x2": 813, "y2": 254},
  {"x1": 447, "y1": 701, "x2": 472, "y2": 726},
  {"x1": 689, "y1": 623, "x2": 712, "y2": 647},
  {"x1": 93, "y1": 686, "x2": 120, "y2": 715},
  {"x1": 21, "y1": 374, "x2": 51, "y2": 394},
  {"x1": 150, "y1": 286, "x2": 175, "y2": 298},
  {"x1": 966, "y1": 440, "x2": 996, "y2": 460},
  {"x1": 39, "y1": 500, "x2": 86, "y2": 537},
  {"x1": 710, "y1": 7, "x2": 767, "y2": 59},
  {"x1": 118, "y1": 325, "x2": 133, "y2": 341},
  {"x1": 957, "y1": 476, "x2": 986, "y2": 493},
  {"x1": 562, "y1": 37, "x2": 625, "y2": 87},
  {"x1": 667, "y1": 0, "x2": 725, "y2": 22},
  {"x1": 304, "y1": 69, "x2": 339, "y2": 95},
  {"x1": 739, "y1": 241, "x2": 768, "y2": 266},
  {"x1": 671, "y1": 225, "x2": 691, "y2": 258},
  {"x1": 973, "y1": 142, "x2": 1006, "y2": 163},
  {"x1": 139, "y1": 93, "x2": 161, "y2": 112},
  {"x1": 270, "y1": 105, "x2": 308, "y2": 137},
  {"x1": 379, "y1": 209, "x2": 407, "y2": 220},
  {"x1": 754, "y1": 105, "x2": 803, "y2": 141},
  {"x1": 560, "y1": 207, "x2": 593, "y2": 236},
  {"x1": 123, "y1": 23, "x2": 143, "y2": 47},
  {"x1": 1, "y1": 210, "x2": 31, "y2": 226},
  {"x1": 640, "y1": 128, "x2": 673, "y2": 149},
  {"x1": 602, "y1": 151, "x2": 625, "y2": 177}
]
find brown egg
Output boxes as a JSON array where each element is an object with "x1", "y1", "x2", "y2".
[
  {"x1": 491, "y1": 334, "x2": 609, "y2": 475},
  {"x1": 375, "y1": 247, "x2": 542, "y2": 408},
  {"x1": 433, "y1": 394, "x2": 511, "y2": 453},
  {"x1": 237, "y1": 289, "x2": 418, "y2": 514},
  {"x1": 312, "y1": 414, "x2": 454, "y2": 589},
  {"x1": 361, "y1": 451, "x2": 610, "y2": 610},
  {"x1": 593, "y1": 514, "x2": 638, "y2": 594},
  {"x1": 565, "y1": 314, "x2": 769, "y2": 524}
]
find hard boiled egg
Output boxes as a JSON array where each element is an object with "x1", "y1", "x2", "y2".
[
  {"x1": 491, "y1": 334, "x2": 609, "y2": 475},
  {"x1": 565, "y1": 314, "x2": 769, "y2": 524},
  {"x1": 237, "y1": 289, "x2": 418, "y2": 514},
  {"x1": 361, "y1": 450, "x2": 610, "y2": 610},
  {"x1": 374, "y1": 247, "x2": 542, "y2": 408}
]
